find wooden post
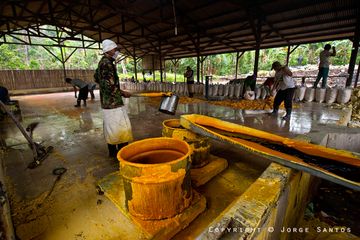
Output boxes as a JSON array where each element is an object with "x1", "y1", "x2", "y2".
[
  {"x1": 253, "y1": 19, "x2": 262, "y2": 80},
  {"x1": 355, "y1": 59, "x2": 360, "y2": 88},
  {"x1": 159, "y1": 41, "x2": 163, "y2": 82},
  {"x1": 348, "y1": 19, "x2": 359, "y2": 87},
  {"x1": 199, "y1": 56, "x2": 208, "y2": 83},
  {"x1": 197, "y1": 54, "x2": 200, "y2": 83},
  {"x1": 152, "y1": 55, "x2": 155, "y2": 81},
  {"x1": 196, "y1": 32, "x2": 200, "y2": 83},
  {"x1": 133, "y1": 47, "x2": 137, "y2": 82},
  {"x1": 171, "y1": 59, "x2": 179, "y2": 83},
  {"x1": 253, "y1": 47, "x2": 260, "y2": 79},
  {"x1": 60, "y1": 47, "x2": 66, "y2": 79},
  {"x1": 200, "y1": 57, "x2": 204, "y2": 83},
  {"x1": 235, "y1": 51, "x2": 239, "y2": 79},
  {"x1": 163, "y1": 59, "x2": 166, "y2": 82},
  {"x1": 159, "y1": 57, "x2": 163, "y2": 82},
  {"x1": 56, "y1": 24, "x2": 66, "y2": 79},
  {"x1": 286, "y1": 45, "x2": 291, "y2": 66},
  {"x1": 235, "y1": 51, "x2": 245, "y2": 79}
]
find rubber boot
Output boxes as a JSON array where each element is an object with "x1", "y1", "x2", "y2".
[
  {"x1": 83, "y1": 100, "x2": 87, "y2": 107},
  {"x1": 269, "y1": 108, "x2": 278, "y2": 116},
  {"x1": 117, "y1": 142, "x2": 128, "y2": 151},
  {"x1": 282, "y1": 108, "x2": 292, "y2": 120},
  {"x1": 107, "y1": 144, "x2": 117, "y2": 158},
  {"x1": 74, "y1": 100, "x2": 81, "y2": 107}
]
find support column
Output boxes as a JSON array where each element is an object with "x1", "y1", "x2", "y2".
[
  {"x1": 286, "y1": 45, "x2": 299, "y2": 66},
  {"x1": 56, "y1": 25, "x2": 67, "y2": 79},
  {"x1": 200, "y1": 57, "x2": 204, "y2": 83},
  {"x1": 235, "y1": 51, "x2": 239, "y2": 79},
  {"x1": 235, "y1": 51, "x2": 245, "y2": 79},
  {"x1": 253, "y1": 47, "x2": 260, "y2": 79},
  {"x1": 355, "y1": 59, "x2": 360, "y2": 88},
  {"x1": 159, "y1": 41, "x2": 163, "y2": 82},
  {"x1": 159, "y1": 59, "x2": 163, "y2": 82},
  {"x1": 252, "y1": 18, "x2": 262, "y2": 80},
  {"x1": 171, "y1": 59, "x2": 179, "y2": 83},
  {"x1": 152, "y1": 55, "x2": 155, "y2": 81},
  {"x1": 348, "y1": 19, "x2": 360, "y2": 87},
  {"x1": 133, "y1": 47, "x2": 137, "y2": 82},
  {"x1": 60, "y1": 47, "x2": 66, "y2": 79},
  {"x1": 286, "y1": 45, "x2": 291, "y2": 66},
  {"x1": 197, "y1": 54, "x2": 200, "y2": 83},
  {"x1": 42, "y1": 46, "x2": 77, "y2": 80},
  {"x1": 196, "y1": 32, "x2": 200, "y2": 83},
  {"x1": 163, "y1": 59, "x2": 166, "y2": 82},
  {"x1": 159, "y1": 58, "x2": 163, "y2": 82},
  {"x1": 200, "y1": 56, "x2": 207, "y2": 83}
]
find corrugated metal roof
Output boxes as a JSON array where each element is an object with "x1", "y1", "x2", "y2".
[{"x1": 0, "y1": 0, "x2": 358, "y2": 59}]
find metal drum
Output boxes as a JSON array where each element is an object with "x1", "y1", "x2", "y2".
[
  {"x1": 118, "y1": 137, "x2": 192, "y2": 220},
  {"x1": 162, "y1": 119, "x2": 211, "y2": 168}
]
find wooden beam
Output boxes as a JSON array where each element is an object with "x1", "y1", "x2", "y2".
[{"x1": 162, "y1": 33, "x2": 351, "y2": 59}]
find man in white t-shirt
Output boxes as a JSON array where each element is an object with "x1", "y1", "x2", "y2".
[
  {"x1": 269, "y1": 61, "x2": 296, "y2": 121},
  {"x1": 313, "y1": 44, "x2": 336, "y2": 88}
]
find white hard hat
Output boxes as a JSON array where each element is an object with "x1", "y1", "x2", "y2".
[{"x1": 102, "y1": 39, "x2": 118, "y2": 54}]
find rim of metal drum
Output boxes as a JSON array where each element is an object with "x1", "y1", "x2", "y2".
[
  {"x1": 162, "y1": 119, "x2": 183, "y2": 130},
  {"x1": 117, "y1": 137, "x2": 191, "y2": 168}
]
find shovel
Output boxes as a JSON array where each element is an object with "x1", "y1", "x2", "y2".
[{"x1": 0, "y1": 100, "x2": 53, "y2": 168}]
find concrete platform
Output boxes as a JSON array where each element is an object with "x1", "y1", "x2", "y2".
[
  {"x1": 190, "y1": 154, "x2": 228, "y2": 187},
  {"x1": 98, "y1": 172, "x2": 206, "y2": 240},
  {"x1": 0, "y1": 91, "x2": 354, "y2": 239}
]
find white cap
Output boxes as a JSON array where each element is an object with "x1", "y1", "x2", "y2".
[{"x1": 102, "y1": 39, "x2": 118, "y2": 54}]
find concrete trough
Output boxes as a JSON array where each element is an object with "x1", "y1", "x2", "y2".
[{"x1": 195, "y1": 125, "x2": 360, "y2": 240}]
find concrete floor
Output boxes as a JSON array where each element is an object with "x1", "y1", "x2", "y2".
[{"x1": 0, "y1": 91, "x2": 347, "y2": 240}]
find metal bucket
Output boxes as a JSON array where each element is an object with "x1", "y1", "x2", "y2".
[{"x1": 159, "y1": 94, "x2": 179, "y2": 115}]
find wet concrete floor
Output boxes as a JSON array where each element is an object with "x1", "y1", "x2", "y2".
[{"x1": 0, "y1": 91, "x2": 348, "y2": 239}]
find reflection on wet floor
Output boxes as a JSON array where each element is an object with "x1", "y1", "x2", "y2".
[{"x1": 1, "y1": 91, "x2": 346, "y2": 168}]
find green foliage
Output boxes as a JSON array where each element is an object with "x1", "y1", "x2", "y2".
[
  {"x1": 0, "y1": 28, "x2": 356, "y2": 80},
  {"x1": 0, "y1": 33, "x2": 102, "y2": 70}
]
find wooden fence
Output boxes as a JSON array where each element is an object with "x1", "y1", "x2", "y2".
[{"x1": 0, "y1": 69, "x2": 95, "y2": 90}]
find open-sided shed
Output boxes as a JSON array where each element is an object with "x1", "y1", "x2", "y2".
[{"x1": 0, "y1": 0, "x2": 359, "y2": 84}]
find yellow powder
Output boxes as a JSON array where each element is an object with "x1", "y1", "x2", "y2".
[{"x1": 144, "y1": 95, "x2": 298, "y2": 110}]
